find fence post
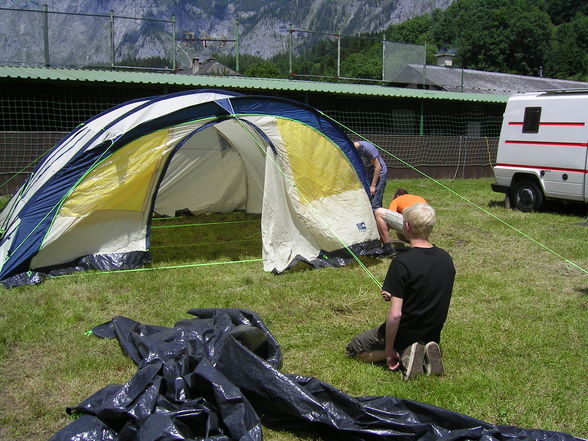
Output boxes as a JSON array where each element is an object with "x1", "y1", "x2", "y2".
[
  {"x1": 110, "y1": 10, "x2": 115, "y2": 68},
  {"x1": 381, "y1": 37, "x2": 386, "y2": 81},
  {"x1": 336, "y1": 30, "x2": 341, "y2": 80},
  {"x1": 171, "y1": 15, "x2": 176, "y2": 71},
  {"x1": 235, "y1": 18, "x2": 240, "y2": 73},
  {"x1": 43, "y1": 4, "x2": 49, "y2": 67},
  {"x1": 422, "y1": 40, "x2": 427, "y2": 89},
  {"x1": 288, "y1": 23, "x2": 293, "y2": 79},
  {"x1": 419, "y1": 101, "x2": 424, "y2": 136}
]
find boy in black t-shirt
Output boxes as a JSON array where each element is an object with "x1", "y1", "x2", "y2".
[{"x1": 346, "y1": 203, "x2": 455, "y2": 380}]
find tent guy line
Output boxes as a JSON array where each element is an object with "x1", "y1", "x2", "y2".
[
  {"x1": 151, "y1": 219, "x2": 258, "y2": 229},
  {"x1": 319, "y1": 110, "x2": 588, "y2": 276},
  {"x1": 0, "y1": 147, "x2": 55, "y2": 194},
  {"x1": 151, "y1": 238, "x2": 260, "y2": 249},
  {"x1": 52, "y1": 257, "x2": 264, "y2": 278}
]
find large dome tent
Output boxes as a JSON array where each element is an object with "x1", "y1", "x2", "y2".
[{"x1": 0, "y1": 89, "x2": 382, "y2": 287}]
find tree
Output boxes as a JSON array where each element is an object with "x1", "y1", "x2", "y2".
[
  {"x1": 383, "y1": 14, "x2": 439, "y2": 64},
  {"x1": 243, "y1": 62, "x2": 283, "y2": 78},
  {"x1": 539, "y1": 0, "x2": 588, "y2": 25},
  {"x1": 384, "y1": 14, "x2": 433, "y2": 45},
  {"x1": 341, "y1": 52, "x2": 381, "y2": 79},
  {"x1": 544, "y1": 14, "x2": 588, "y2": 80},
  {"x1": 431, "y1": 0, "x2": 552, "y2": 75}
]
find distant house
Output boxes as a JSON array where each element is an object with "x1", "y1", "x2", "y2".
[
  {"x1": 389, "y1": 54, "x2": 588, "y2": 95},
  {"x1": 176, "y1": 58, "x2": 240, "y2": 76}
]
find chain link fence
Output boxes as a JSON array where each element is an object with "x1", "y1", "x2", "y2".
[
  {"x1": 0, "y1": 6, "x2": 177, "y2": 70},
  {"x1": 1, "y1": 6, "x2": 429, "y2": 82}
]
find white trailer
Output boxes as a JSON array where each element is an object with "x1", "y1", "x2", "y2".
[{"x1": 491, "y1": 90, "x2": 588, "y2": 211}]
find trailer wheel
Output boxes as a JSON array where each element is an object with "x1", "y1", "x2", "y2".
[{"x1": 510, "y1": 179, "x2": 544, "y2": 212}]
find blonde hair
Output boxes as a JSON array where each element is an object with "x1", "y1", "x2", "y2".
[{"x1": 403, "y1": 203, "x2": 436, "y2": 239}]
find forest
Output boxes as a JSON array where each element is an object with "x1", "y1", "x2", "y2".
[{"x1": 217, "y1": 0, "x2": 588, "y2": 83}]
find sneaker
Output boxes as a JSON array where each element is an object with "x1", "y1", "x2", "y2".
[
  {"x1": 382, "y1": 242, "x2": 397, "y2": 257},
  {"x1": 400, "y1": 342, "x2": 425, "y2": 380},
  {"x1": 423, "y1": 341, "x2": 444, "y2": 376}
]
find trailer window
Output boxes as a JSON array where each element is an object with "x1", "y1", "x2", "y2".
[{"x1": 523, "y1": 107, "x2": 541, "y2": 133}]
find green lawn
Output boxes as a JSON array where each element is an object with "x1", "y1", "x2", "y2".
[{"x1": 0, "y1": 178, "x2": 586, "y2": 441}]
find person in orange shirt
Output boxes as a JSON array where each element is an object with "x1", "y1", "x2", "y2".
[{"x1": 375, "y1": 188, "x2": 427, "y2": 254}]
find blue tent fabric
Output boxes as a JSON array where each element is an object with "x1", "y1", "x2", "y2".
[
  {"x1": 0, "y1": 141, "x2": 117, "y2": 282},
  {"x1": 49, "y1": 309, "x2": 583, "y2": 441}
]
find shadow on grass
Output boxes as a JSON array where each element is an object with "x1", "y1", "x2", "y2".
[
  {"x1": 151, "y1": 244, "x2": 390, "y2": 273},
  {"x1": 151, "y1": 239, "x2": 262, "y2": 265},
  {"x1": 544, "y1": 201, "x2": 588, "y2": 218},
  {"x1": 487, "y1": 198, "x2": 507, "y2": 208},
  {"x1": 150, "y1": 212, "x2": 263, "y2": 265},
  {"x1": 149, "y1": 212, "x2": 396, "y2": 271},
  {"x1": 487, "y1": 198, "x2": 588, "y2": 220}
]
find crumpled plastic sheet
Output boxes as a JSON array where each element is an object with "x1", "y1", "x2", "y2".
[{"x1": 50, "y1": 308, "x2": 584, "y2": 441}]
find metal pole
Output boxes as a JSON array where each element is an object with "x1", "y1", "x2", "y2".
[
  {"x1": 288, "y1": 23, "x2": 293, "y2": 79},
  {"x1": 419, "y1": 101, "x2": 424, "y2": 136},
  {"x1": 336, "y1": 31, "x2": 341, "y2": 80},
  {"x1": 172, "y1": 15, "x2": 176, "y2": 71},
  {"x1": 43, "y1": 5, "x2": 49, "y2": 66},
  {"x1": 235, "y1": 18, "x2": 240, "y2": 73},
  {"x1": 110, "y1": 10, "x2": 115, "y2": 68},
  {"x1": 381, "y1": 36, "x2": 386, "y2": 81},
  {"x1": 422, "y1": 40, "x2": 427, "y2": 88}
]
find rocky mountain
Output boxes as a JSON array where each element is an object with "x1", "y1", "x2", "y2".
[{"x1": 1, "y1": 0, "x2": 455, "y2": 68}]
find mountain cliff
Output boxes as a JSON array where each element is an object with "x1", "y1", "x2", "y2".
[{"x1": 1, "y1": 0, "x2": 454, "y2": 67}]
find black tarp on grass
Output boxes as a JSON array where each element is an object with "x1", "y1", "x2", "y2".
[{"x1": 50, "y1": 308, "x2": 584, "y2": 441}]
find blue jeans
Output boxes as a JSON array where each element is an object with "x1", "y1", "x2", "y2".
[{"x1": 370, "y1": 176, "x2": 386, "y2": 209}]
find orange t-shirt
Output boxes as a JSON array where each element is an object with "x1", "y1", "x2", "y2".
[{"x1": 389, "y1": 194, "x2": 427, "y2": 213}]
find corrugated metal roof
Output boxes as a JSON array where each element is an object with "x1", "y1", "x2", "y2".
[
  {"x1": 400, "y1": 64, "x2": 588, "y2": 95},
  {"x1": 0, "y1": 65, "x2": 508, "y2": 103}
]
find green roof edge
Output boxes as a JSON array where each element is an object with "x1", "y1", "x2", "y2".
[{"x1": 0, "y1": 65, "x2": 509, "y2": 103}]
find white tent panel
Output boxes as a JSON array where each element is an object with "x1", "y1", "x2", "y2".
[
  {"x1": 262, "y1": 151, "x2": 379, "y2": 272},
  {"x1": 83, "y1": 99, "x2": 150, "y2": 137},
  {"x1": 262, "y1": 150, "x2": 320, "y2": 272},
  {"x1": 302, "y1": 188, "x2": 379, "y2": 251},
  {"x1": 88, "y1": 92, "x2": 233, "y2": 151},
  {"x1": 258, "y1": 115, "x2": 379, "y2": 272},
  {"x1": 156, "y1": 124, "x2": 240, "y2": 215},
  {"x1": 214, "y1": 118, "x2": 267, "y2": 213},
  {"x1": 31, "y1": 212, "x2": 147, "y2": 269}
]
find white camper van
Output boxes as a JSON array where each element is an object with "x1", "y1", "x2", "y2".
[{"x1": 491, "y1": 90, "x2": 588, "y2": 211}]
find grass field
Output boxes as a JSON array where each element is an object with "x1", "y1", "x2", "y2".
[{"x1": 0, "y1": 177, "x2": 587, "y2": 440}]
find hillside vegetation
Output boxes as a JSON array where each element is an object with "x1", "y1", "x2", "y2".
[{"x1": 223, "y1": 0, "x2": 588, "y2": 82}]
